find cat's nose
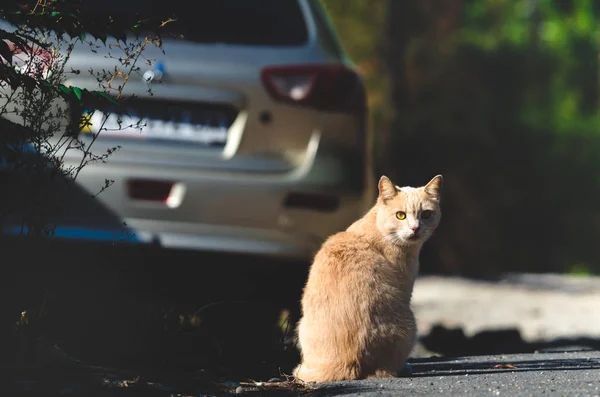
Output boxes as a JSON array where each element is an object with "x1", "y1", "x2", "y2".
[{"x1": 409, "y1": 224, "x2": 420, "y2": 232}]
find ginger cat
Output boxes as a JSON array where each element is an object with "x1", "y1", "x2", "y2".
[{"x1": 293, "y1": 174, "x2": 443, "y2": 383}]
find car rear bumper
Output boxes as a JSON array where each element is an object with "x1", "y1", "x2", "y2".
[
  {"x1": 120, "y1": 218, "x2": 326, "y2": 260},
  {"x1": 3, "y1": 219, "x2": 323, "y2": 260},
  {"x1": 2, "y1": 150, "x2": 373, "y2": 262}
]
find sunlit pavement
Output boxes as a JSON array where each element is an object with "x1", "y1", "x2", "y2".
[
  {"x1": 289, "y1": 350, "x2": 600, "y2": 397},
  {"x1": 412, "y1": 274, "x2": 600, "y2": 344}
]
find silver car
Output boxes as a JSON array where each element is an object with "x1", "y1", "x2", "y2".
[{"x1": 3, "y1": 0, "x2": 374, "y2": 261}]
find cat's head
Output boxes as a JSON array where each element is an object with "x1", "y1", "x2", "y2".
[{"x1": 375, "y1": 175, "x2": 443, "y2": 246}]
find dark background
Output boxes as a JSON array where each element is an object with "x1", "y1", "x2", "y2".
[{"x1": 324, "y1": 0, "x2": 600, "y2": 278}]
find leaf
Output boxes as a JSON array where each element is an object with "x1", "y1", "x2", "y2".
[
  {"x1": 107, "y1": 25, "x2": 128, "y2": 43},
  {"x1": 37, "y1": 80, "x2": 54, "y2": 94},
  {"x1": 0, "y1": 40, "x2": 12, "y2": 65},
  {"x1": 71, "y1": 86, "x2": 82, "y2": 101},
  {"x1": 96, "y1": 91, "x2": 120, "y2": 106},
  {"x1": 0, "y1": 28, "x2": 49, "y2": 51},
  {"x1": 58, "y1": 84, "x2": 72, "y2": 97}
]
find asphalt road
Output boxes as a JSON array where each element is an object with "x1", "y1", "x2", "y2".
[
  {"x1": 6, "y1": 349, "x2": 599, "y2": 396},
  {"x1": 4, "y1": 238, "x2": 600, "y2": 396},
  {"x1": 244, "y1": 349, "x2": 600, "y2": 397}
]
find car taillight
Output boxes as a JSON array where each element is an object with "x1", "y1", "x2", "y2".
[
  {"x1": 126, "y1": 179, "x2": 174, "y2": 203},
  {"x1": 260, "y1": 64, "x2": 367, "y2": 114}
]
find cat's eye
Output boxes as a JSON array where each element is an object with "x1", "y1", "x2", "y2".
[
  {"x1": 421, "y1": 210, "x2": 433, "y2": 219},
  {"x1": 395, "y1": 211, "x2": 406, "y2": 220}
]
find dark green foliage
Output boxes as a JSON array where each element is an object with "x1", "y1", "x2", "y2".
[
  {"x1": 326, "y1": 0, "x2": 600, "y2": 276},
  {"x1": 0, "y1": 1, "x2": 159, "y2": 108}
]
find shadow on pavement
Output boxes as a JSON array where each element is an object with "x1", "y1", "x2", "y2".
[
  {"x1": 420, "y1": 324, "x2": 600, "y2": 357},
  {"x1": 0, "y1": 237, "x2": 307, "y2": 383},
  {"x1": 409, "y1": 354, "x2": 600, "y2": 377},
  {"x1": 240, "y1": 350, "x2": 600, "y2": 396}
]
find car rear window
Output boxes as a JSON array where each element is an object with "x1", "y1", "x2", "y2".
[{"x1": 74, "y1": 0, "x2": 309, "y2": 47}]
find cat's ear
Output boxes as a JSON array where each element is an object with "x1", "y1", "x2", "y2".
[
  {"x1": 424, "y1": 175, "x2": 443, "y2": 200},
  {"x1": 378, "y1": 175, "x2": 397, "y2": 202}
]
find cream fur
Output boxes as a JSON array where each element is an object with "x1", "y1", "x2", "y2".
[{"x1": 293, "y1": 175, "x2": 443, "y2": 383}]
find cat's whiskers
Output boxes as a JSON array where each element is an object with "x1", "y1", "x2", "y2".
[{"x1": 387, "y1": 232, "x2": 403, "y2": 245}]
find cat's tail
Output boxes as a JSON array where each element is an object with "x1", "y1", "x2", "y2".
[{"x1": 293, "y1": 361, "x2": 360, "y2": 383}]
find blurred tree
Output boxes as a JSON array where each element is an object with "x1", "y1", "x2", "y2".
[
  {"x1": 327, "y1": 0, "x2": 600, "y2": 277},
  {"x1": 321, "y1": 0, "x2": 391, "y2": 175}
]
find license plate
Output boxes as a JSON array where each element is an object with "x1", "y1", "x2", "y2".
[{"x1": 79, "y1": 100, "x2": 236, "y2": 147}]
